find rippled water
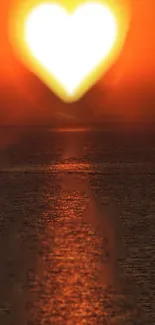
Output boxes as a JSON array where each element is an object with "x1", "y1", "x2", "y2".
[{"x1": 0, "y1": 129, "x2": 154, "y2": 324}]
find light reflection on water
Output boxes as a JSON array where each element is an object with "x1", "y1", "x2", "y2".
[
  {"x1": 29, "y1": 166, "x2": 137, "y2": 323},
  {"x1": 0, "y1": 130, "x2": 151, "y2": 324},
  {"x1": 32, "y1": 161, "x2": 110, "y2": 324}
]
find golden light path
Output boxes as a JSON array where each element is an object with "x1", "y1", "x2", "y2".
[{"x1": 9, "y1": 0, "x2": 130, "y2": 102}]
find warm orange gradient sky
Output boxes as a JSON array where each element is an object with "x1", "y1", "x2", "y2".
[{"x1": 0, "y1": 0, "x2": 155, "y2": 127}]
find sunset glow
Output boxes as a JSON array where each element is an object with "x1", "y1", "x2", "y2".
[
  {"x1": 2, "y1": 0, "x2": 154, "y2": 126},
  {"x1": 9, "y1": 0, "x2": 130, "y2": 102}
]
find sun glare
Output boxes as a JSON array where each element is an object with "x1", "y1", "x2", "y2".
[
  {"x1": 9, "y1": 0, "x2": 130, "y2": 102},
  {"x1": 24, "y1": 3, "x2": 117, "y2": 95}
]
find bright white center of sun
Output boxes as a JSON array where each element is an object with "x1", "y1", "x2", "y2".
[{"x1": 25, "y1": 3, "x2": 117, "y2": 95}]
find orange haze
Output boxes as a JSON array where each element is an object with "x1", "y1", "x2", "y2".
[{"x1": 0, "y1": 0, "x2": 155, "y2": 126}]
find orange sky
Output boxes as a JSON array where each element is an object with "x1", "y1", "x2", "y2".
[{"x1": 0, "y1": 0, "x2": 155, "y2": 126}]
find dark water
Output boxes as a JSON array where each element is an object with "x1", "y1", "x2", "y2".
[{"x1": 0, "y1": 129, "x2": 154, "y2": 324}]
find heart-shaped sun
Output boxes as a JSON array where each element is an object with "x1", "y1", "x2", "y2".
[{"x1": 9, "y1": 0, "x2": 130, "y2": 102}]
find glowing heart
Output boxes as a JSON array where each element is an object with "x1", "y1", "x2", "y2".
[
  {"x1": 9, "y1": 0, "x2": 130, "y2": 102},
  {"x1": 25, "y1": 3, "x2": 117, "y2": 97}
]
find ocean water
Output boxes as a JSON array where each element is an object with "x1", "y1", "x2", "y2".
[{"x1": 0, "y1": 129, "x2": 154, "y2": 324}]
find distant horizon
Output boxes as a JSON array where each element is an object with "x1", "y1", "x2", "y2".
[{"x1": 1, "y1": 119, "x2": 155, "y2": 131}]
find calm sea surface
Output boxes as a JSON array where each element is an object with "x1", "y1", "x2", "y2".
[{"x1": 0, "y1": 129, "x2": 154, "y2": 324}]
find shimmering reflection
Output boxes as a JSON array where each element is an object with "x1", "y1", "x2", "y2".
[
  {"x1": 52, "y1": 171, "x2": 106, "y2": 324},
  {"x1": 54, "y1": 162, "x2": 89, "y2": 172},
  {"x1": 33, "y1": 166, "x2": 108, "y2": 324},
  {"x1": 0, "y1": 130, "x2": 149, "y2": 324},
  {"x1": 30, "y1": 136, "x2": 139, "y2": 325}
]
